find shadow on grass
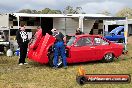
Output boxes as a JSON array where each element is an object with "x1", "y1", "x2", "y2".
[
  {"x1": 28, "y1": 61, "x2": 49, "y2": 68},
  {"x1": 28, "y1": 59, "x2": 105, "y2": 68},
  {"x1": 28, "y1": 59, "x2": 125, "y2": 68},
  {"x1": 68, "y1": 60, "x2": 103, "y2": 67},
  {"x1": 114, "y1": 55, "x2": 132, "y2": 63},
  {"x1": 27, "y1": 55, "x2": 132, "y2": 68}
]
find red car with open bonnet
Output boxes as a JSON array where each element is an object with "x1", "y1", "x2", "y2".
[{"x1": 28, "y1": 29, "x2": 123, "y2": 66}]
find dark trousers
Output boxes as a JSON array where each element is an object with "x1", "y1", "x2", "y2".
[
  {"x1": 19, "y1": 43, "x2": 28, "y2": 63},
  {"x1": 0, "y1": 45, "x2": 4, "y2": 52}
]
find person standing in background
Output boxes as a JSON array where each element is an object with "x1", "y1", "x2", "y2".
[
  {"x1": 76, "y1": 28, "x2": 84, "y2": 35},
  {"x1": 16, "y1": 24, "x2": 29, "y2": 65}
]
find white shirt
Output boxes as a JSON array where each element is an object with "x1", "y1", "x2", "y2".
[{"x1": 20, "y1": 31, "x2": 28, "y2": 42}]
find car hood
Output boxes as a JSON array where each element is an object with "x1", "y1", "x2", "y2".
[
  {"x1": 28, "y1": 33, "x2": 56, "y2": 64},
  {"x1": 110, "y1": 26, "x2": 124, "y2": 35},
  {"x1": 37, "y1": 33, "x2": 56, "y2": 52}
]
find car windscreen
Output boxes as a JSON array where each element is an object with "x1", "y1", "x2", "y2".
[{"x1": 66, "y1": 36, "x2": 76, "y2": 46}]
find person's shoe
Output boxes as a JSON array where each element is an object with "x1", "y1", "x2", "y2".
[
  {"x1": 23, "y1": 63, "x2": 28, "y2": 65},
  {"x1": 52, "y1": 66, "x2": 58, "y2": 70},
  {"x1": 19, "y1": 63, "x2": 23, "y2": 65},
  {"x1": 63, "y1": 66, "x2": 68, "y2": 69}
]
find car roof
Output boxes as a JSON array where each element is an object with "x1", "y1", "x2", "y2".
[
  {"x1": 75, "y1": 34, "x2": 101, "y2": 38},
  {"x1": 67, "y1": 34, "x2": 101, "y2": 38},
  {"x1": 67, "y1": 34, "x2": 111, "y2": 43}
]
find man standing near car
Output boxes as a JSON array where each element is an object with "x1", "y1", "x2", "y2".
[
  {"x1": 76, "y1": 28, "x2": 84, "y2": 35},
  {"x1": 51, "y1": 28, "x2": 67, "y2": 69},
  {"x1": 16, "y1": 24, "x2": 29, "y2": 65}
]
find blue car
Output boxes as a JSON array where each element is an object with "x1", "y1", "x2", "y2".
[{"x1": 104, "y1": 26, "x2": 125, "y2": 43}]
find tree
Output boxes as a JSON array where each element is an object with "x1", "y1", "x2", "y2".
[
  {"x1": 63, "y1": 6, "x2": 74, "y2": 14},
  {"x1": 63, "y1": 6, "x2": 85, "y2": 14},
  {"x1": 52, "y1": 10, "x2": 62, "y2": 14},
  {"x1": 32, "y1": 10, "x2": 38, "y2": 14},
  {"x1": 74, "y1": 7, "x2": 82, "y2": 14},
  {"x1": 34, "y1": 8, "x2": 62, "y2": 14},
  {"x1": 17, "y1": 6, "x2": 84, "y2": 14},
  {"x1": 41, "y1": 8, "x2": 50, "y2": 14},
  {"x1": 18, "y1": 9, "x2": 38, "y2": 14},
  {"x1": 116, "y1": 7, "x2": 132, "y2": 18},
  {"x1": 18, "y1": 8, "x2": 62, "y2": 14}
]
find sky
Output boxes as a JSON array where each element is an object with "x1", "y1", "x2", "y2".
[{"x1": 0, "y1": 0, "x2": 131, "y2": 15}]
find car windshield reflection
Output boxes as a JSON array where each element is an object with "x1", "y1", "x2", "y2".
[{"x1": 66, "y1": 36, "x2": 76, "y2": 46}]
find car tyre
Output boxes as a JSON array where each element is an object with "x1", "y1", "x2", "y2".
[
  {"x1": 102, "y1": 53, "x2": 114, "y2": 63},
  {"x1": 48, "y1": 52, "x2": 54, "y2": 67}
]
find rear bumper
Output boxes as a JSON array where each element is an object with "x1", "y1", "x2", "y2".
[{"x1": 28, "y1": 49, "x2": 49, "y2": 64}]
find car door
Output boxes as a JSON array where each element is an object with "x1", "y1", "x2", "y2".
[
  {"x1": 70, "y1": 36, "x2": 94, "y2": 63},
  {"x1": 93, "y1": 37, "x2": 111, "y2": 60}
]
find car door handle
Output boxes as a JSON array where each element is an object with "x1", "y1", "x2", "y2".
[{"x1": 90, "y1": 47, "x2": 95, "y2": 49}]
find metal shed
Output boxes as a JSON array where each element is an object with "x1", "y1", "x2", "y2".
[
  {"x1": 12, "y1": 13, "x2": 127, "y2": 43},
  {"x1": 0, "y1": 13, "x2": 128, "y2": 52}
]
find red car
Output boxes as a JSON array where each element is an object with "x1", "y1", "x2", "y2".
[{"x1": 28, "y1": 29, "x2": 123, "y2": 66}]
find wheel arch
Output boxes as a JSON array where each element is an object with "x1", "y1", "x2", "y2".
[{"x1": 103, "y1": 51, "x2": 115, "y2": 58}]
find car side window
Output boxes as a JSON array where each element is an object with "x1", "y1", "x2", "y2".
[
  {"x1": 75, "y1": 37, "x2": 92, "y2": 46},
  {"x1": 94, "y1": 37, "x2": 109, "y2": 45}
]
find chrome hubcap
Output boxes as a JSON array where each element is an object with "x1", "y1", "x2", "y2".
[{"x1": 105, "y1": 53, "x2": 112, "y2": 60}]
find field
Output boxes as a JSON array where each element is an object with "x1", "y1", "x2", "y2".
[{"x1": 0, "y1": 37, "x2": 132, "y2": 88}]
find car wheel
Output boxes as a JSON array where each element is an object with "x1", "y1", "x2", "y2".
[
  {"x1": 48, "y1": 52, "x2": 54, "y2": 67},
  {"x1": 102, "y1": 53, "x2": 114, "y2": 63},
  {"x1": 76, "y1": 76, "x2": 87, "y2": 85}
]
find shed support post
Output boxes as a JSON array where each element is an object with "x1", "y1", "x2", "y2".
[{"x1": 79, "y1": 16, "x2": 84, "y2": 32}]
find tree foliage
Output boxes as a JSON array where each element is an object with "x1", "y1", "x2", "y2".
[
  {"x1": 116, "y1": 7, "x2": 132, "y2": 18},
  {"x1": 17, "y1": 6, "x2": 85, "y2": 14},
  {"x1": 18, "y1": 9, "x2": 38, "y2": 14},
  {"x1": 18, "y1": 8, "x2": 62, "y2": 14},
  {"x1": 38, "y1": 8, "x2": 62, "y2": 14},
  {"x1": 63, "y1": 6, "x2": 85, "y2": 14}
]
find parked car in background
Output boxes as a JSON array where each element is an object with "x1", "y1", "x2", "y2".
[
  {"x1": 28, "y1": 29, "x2": 123, "y2": 66},
  {"x1": 104, "y1": 26, "x2": 125, "y2": 43}
]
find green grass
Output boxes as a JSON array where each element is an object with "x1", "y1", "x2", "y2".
[{"x1": 0, "y1": 44, "x2": 132, "y2": 88}]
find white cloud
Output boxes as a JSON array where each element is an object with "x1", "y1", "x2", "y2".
[
  {"x1": 0, "y1": 0, "x2": 131, "y2": 14},
  {"x1": 81, "y1": 1, "x2": 126, "y2": 14}
]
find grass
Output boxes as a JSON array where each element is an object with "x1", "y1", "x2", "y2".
[{"x1": 0, "y1": 37, "x2": 132, "y2": 88}]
